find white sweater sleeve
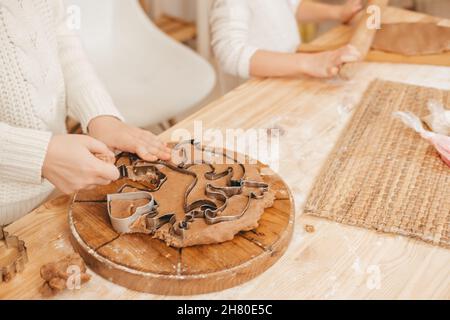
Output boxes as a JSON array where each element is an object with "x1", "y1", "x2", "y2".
[
  {"x1": 54, "y1": 0, "x2": 124, "y2": 132},
  {"x1": 0, "y1": 122, "x2": 52, "y2": 184},
  {"x1": 289, "y1": 0, "x2": 302, "y2": 14},
  {"x1": 210, "y1": 0, "x2": 259, "y2": 79}
]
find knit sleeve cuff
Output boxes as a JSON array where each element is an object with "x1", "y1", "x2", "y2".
[
  {"x1": 238, "y1": 45, "x2": 259, "y2": 79},
  {"x1": 0, "y1": 124, "x2": 52, "y2": 185},
  {"x1": 68, "y1": 86, "x2": 125, "y2": 133}
]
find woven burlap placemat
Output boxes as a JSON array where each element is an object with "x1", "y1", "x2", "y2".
[{"x1": 304, "y1": 79, "x2": 450, "y2": 248}]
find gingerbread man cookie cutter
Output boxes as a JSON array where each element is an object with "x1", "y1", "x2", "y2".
[
  {"x1": 165, "y1": 140, "x2": 270, "y2": 238},
  {"x1": 0, "y1": 226, "x2": 28, "y2": 283}
]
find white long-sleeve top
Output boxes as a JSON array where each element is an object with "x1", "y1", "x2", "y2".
[
  {"x1": 0, "y1": 0, "x2": 123, "y2": 225},
  {"x1": 210, "y1": 0, "x2": 302, "y2": 80}
]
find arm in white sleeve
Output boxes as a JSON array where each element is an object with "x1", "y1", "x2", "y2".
[
  {"x1": 289, "y1": 0, "x2": 302, "y2": 14},
  {"x1": 54, "y1": 0, "x2": 124, "y2": 132},
  {"x1": 210, "y1": 0, "x2": 259, "y2": 79},
  {"x1": 0, "y1": 122, "x2": 52, "y2": 184}
]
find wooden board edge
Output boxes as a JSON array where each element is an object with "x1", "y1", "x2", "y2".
[
  {"x1": 68, "y1": 182, "x2": 295, "y2": 295},
  {"x1": 69, "y1": 219, "x2": 294, "y2": 296}
]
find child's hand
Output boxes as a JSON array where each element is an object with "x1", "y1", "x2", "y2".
[
  {"x1": 88, "y1": 116, "x2": 172, "y2": 162},
  {"x1": 339, "y1": 0, "x2": 363, "y2": 24},
  {"x1": 300, "y1": 45, "x2": 361, "y2": 78},
  {"x1": 42, "y1": 135, "x2": 120, "y2": 194}
]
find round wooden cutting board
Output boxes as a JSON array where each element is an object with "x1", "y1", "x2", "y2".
[{"x1": 69, "y1": 163, "x2": 295, "y2": 296}]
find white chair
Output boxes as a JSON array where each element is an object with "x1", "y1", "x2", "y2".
[
  {"x1": 149, "y1": 0, "x2": 213, "y2": 60},
  {"x1": 64, "y1": 0, "x2": 216, "y2": 128}
]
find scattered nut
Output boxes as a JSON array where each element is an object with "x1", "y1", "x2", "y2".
[{"x1": 39, "y1": 253, "x2": 91, "y2": 297}]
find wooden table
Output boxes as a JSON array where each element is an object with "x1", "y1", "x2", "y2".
[{"x1": 1, "y1": 8, "x2": 449, "y2": 300}]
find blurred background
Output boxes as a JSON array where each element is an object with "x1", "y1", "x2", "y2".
[{"x1": 65, "y1": 0, "x2": 450, "y2": 134}]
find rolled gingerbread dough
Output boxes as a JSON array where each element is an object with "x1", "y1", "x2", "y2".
[
  {"x1": 113, "y1": 144, "x2": 277, "y2": 248},
  {"x1": 110, "y1": 198, "x2": 150, "y2": 219},
  {"x1": 372, "y1": 23, "x2": 450, "y2": 56}
]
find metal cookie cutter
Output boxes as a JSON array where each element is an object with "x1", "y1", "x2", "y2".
[
  {"x1": 118, "y1": 162, "x2": 167, "y2": 190},
  {"x1": 107, "y1": 190, "x2": 158, "y2": 234},
  {"x1": 0, "y1": 226, "x2": 28, "y2": 283}
]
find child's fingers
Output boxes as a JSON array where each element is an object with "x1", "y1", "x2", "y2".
[
  {"x1": 348, "y1": 0, "x2": 362, "y2": 11},
  {"x1": 136, "y1": 132, "x2": 172, "y2": 160},
  {"x1": 328, "y1": 67, "x2": 340, "y2": 77},
  {"x1": 135, "y1": 145, "x2": 158, "y2": 162},
  {"x1": 342, "y1": 45, "x2": 361, "y2": 61},
  {"x1": 146, "y1": 140, "x2": 172, "y2": 159},
  {"x1": 335, "y1": 45, "x2": 361, "y2": 65},
  {"x1": 137, "y1": 145, "x2": 171, "y2": 162},
  {"x1": 354, "y1": 0, "x2": 363, "y2": 8}
]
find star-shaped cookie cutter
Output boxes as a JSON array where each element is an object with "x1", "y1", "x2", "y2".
[{"x1": 0, "y1": 226, "x2": 28, "y2": 283}]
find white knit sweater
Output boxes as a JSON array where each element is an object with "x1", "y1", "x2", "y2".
[
  {"x1": 210, "y1": 0, "x2": 302, "y2": 80},
  {"x1": 0, "y1": 0, "x2": 123, "y2": 225}
]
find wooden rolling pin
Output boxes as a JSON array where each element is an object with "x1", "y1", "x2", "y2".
[{"x1": 340, "y1": 0, "x2": 390, "y2": 78}]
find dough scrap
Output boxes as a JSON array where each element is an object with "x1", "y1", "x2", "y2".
[
  {"x1": 110, "y1": 198, "x2": 150, "y2": 219},
  {"x1": 39, "y1": 253, "x2": 91, "y2": 297},
  {"x1": 373, "y1": 23, "x2": 450, "y2": 56}
]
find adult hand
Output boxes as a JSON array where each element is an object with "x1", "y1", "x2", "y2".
[
  {"x1": 88, "y1": 116, "x2": 172, "y2": 162},
  {"x1": 42, "y1": 135, "x2": 120, "y2": 194}
]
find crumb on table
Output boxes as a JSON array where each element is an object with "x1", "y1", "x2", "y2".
[{"x1": 304, "y1": 224, "x2": 315, "y2": 233}]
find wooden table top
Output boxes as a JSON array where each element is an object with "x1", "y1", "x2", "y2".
[{"x1": 1, "y1": 8, "x2": 449, "y2": 300}]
